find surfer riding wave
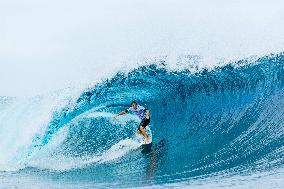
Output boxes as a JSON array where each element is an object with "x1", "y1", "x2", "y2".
[{"x1": 114, "y1": 101, "x2": 151, "y2": 144}]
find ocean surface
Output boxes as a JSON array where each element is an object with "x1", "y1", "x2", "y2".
[{"x1": 0, "y1": 53, "x2": 283, "y2": 188}]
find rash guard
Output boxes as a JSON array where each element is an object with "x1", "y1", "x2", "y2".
[{"x1": 125, "y1": 105, "x2": 147, "y2": 120}]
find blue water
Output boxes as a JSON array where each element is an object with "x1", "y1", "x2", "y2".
[{"x1": 0, "y1": 53, "x2": 284, "y2": 188}]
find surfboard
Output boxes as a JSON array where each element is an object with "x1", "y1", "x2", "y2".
[
  {"x1": 141, "y1": 141, "x2": 152, "y2": 154},
  {"x1": 141, "y1": 141, "x2": 152, "y2": 147}
]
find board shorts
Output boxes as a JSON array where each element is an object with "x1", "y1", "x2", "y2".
[{"x1": 138, "y1": 118, "x2": 150, "y2": 132}]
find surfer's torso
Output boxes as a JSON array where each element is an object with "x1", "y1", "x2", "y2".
[{"x1": 125, "y1": 105, "x2": 147, "y2": 120}]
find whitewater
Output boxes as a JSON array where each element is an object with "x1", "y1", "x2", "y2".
[{"x1": 1, "y1": 0, "x2": 284, "y2": 188}]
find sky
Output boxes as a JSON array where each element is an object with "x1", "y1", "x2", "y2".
[{"x1": 0, "y1": 0, "x2": 283, "y2": 96}]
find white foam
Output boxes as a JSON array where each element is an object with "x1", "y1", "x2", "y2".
[
  {"x1": 27, "y1": 136, "x2": 141, "y2": 171},
  {"x1": 0, "y1": 89, "x2": 81, "y2": 171}
]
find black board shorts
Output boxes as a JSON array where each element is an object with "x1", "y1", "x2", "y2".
[{"x1": 138, "y1": 118, "x2": 150, "y2": 132}]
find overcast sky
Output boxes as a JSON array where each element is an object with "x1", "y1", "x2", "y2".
[{"x1": 0, "y1": 0, "x2": 283, "y2": 96}]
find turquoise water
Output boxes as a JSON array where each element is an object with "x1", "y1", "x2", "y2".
[{"x1": 0, "y1": 53, "x2": 283, "y2": 188}]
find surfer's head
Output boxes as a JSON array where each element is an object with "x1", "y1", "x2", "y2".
[{"x1": 131, "y1": 100, "x2": 137, "y2": 109}]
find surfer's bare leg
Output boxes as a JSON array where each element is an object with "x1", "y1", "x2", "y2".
[{"x1": 139, "y1": 126, "x2": 150, "y2": 143}]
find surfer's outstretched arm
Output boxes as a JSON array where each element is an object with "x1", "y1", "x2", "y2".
[{"x1": 114, "y1": 111, "x2": 127, "y2": 118}]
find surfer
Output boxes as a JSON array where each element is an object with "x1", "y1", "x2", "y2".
[{"x1": 114, "y1": 101, "x2": 151, "y2": 144}]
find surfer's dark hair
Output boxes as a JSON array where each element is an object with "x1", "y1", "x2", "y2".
[{"x1": 131, "y1": 101, "x2": 137, "y2": 106}]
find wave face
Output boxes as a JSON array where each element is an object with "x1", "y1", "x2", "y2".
[{"x1": 1, "y1": 53, "x2": 284, "y2": 188}]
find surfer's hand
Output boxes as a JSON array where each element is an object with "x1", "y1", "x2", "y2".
[{"x1": 146, "y1": 115, "x2": 150, "y2": 119}]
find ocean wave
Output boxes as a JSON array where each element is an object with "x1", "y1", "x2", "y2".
[{"x1": 1, "y1": 53, "x2": 284, "y2": 187}]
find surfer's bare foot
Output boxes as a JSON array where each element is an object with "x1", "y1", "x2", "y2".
[{"x1": 143, "y1": 137, "x2": 150, "y2": 144}]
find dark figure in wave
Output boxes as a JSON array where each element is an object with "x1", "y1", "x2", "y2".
[{"x1": 114, "y1": 101, "x2": 151, "y2": 144}]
